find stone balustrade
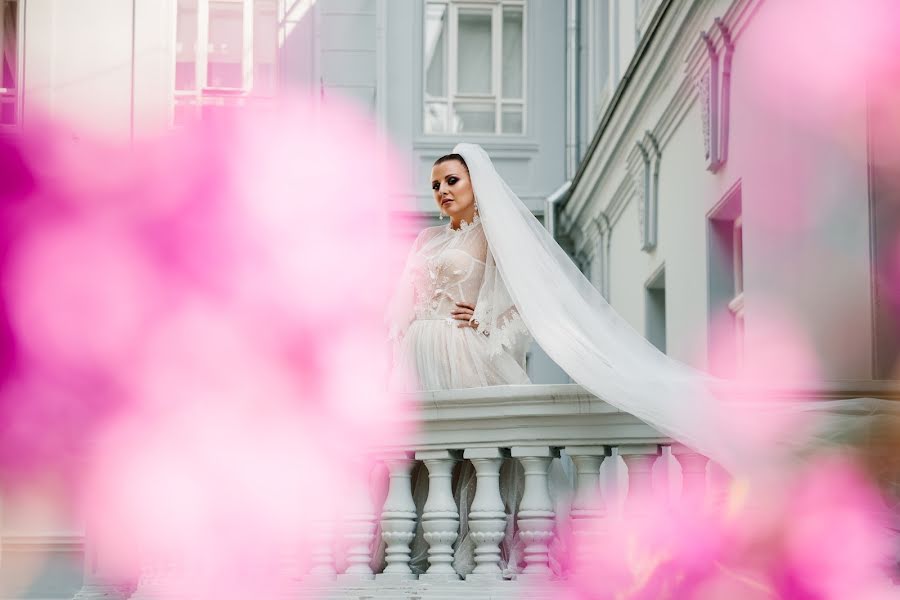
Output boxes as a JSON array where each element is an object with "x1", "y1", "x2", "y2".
[
  {"x1": 293, "y1": 383, "x2": 720, "y2": 599},
  {"x1": 81, "y1": 382, "x2": 900, "y2": 600}
]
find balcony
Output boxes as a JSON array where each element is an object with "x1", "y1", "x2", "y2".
[
  {"x1": 294, "y1": 382, "x2": 899, "y2": 599},
  {"x1": 72, "y1": 382, "x2": 898, "y2": 600}
]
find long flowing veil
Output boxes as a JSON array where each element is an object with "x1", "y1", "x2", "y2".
[{"x1": 453, "y1": 142, "x2": 754, "y2": 472}]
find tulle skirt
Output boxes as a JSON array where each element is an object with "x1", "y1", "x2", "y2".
[{"x1": 391, "y1": 318, "x2": 530, "y2": 391}]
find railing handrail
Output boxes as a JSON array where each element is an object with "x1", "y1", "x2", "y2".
[
  {"x1": 386, "y1": 381, "x2": 900, "y2": 453},
  {"x1": 391, "y1": 383, "x2": 670, "y2": 453}
]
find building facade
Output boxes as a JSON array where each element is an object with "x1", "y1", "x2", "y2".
[
  {"x1": 0, "y1": 0, "x2": 568, "y2": 220},
  {"x1": 559, "y1": 0, "x2": 898, "y2": 382}
]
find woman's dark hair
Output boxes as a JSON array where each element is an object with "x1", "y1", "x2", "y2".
[{"x1": 433, "y1": 153, "x2": 468, "y2": 171}]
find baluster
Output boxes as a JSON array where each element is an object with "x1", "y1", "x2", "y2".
[
  {"x1": 672, "y1": 444, "x2": 709, "y2": 507},
  {"x1": 565, "y1": 446, "x2": 610, "y2": 575},
  {"x1": 462, "y1": 448, "x2": 508, "y2": 581},
  {"x1": 338, "y1": 458, "x2": 377, "y2": 581},
  {"x1": 377, "y1": 453, "x2": 417, "y2": 581},
  {"x1": 619, "y1": 444, "x2": 661, "y2": 516},
  {"x1": 73, "y1": 514, "x2": 132, "y2": 599},
  {"x1": 512, "y1": 447, "x2": 557, "y2": 577},
  {"x1": 309, "y1": 518, "x2": 337, "y2": 578},
  {"x1": 416, "y1": 450, "x2": 461, "y2": 581}
]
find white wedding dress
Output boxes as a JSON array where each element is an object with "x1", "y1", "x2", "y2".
[{"x1": 388, "y1": 214, "x2": 531, "y2": 392}]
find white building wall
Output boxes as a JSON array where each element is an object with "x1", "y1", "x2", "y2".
[
  {"x1": 606, "y1": 198, "x2": 646, "y2": 330},
  {"x1": 21, "y1": 0, "x2": 138, "y2": 139},
  {"x1": 319, "y1": 0, "x2": 376, "y2": 111},
  {"x1": 133, "y1": 0, "x2": 179, "y2": 136},
  {"x1": 562, "y1": 0, "x2": 878, "y2": 380}
]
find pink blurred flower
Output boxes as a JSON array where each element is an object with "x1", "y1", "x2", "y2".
[
  {"x1": 562, "y1": 455, "x2": 895, "y2": 600},
  {"x1": 745, "y1": 0, "x2": 900, "y2": 126},
  {"x1": 0, "y1": 90, "x2": 416, "y2": 598}
]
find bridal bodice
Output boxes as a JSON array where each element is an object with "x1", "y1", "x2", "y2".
[
  {"x1": 410, "y1": 217, "x2": 487, "y2": 321},
  {"x1": 387, "y1": 212, "x2": 530, "y2": 362}
]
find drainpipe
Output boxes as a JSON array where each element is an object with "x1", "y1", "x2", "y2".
[
  {"x1": 552, "y1": 0, "x2": 579, "y2": 241},
  {"x1": 546, "y1": 180, "x2": 572, "y2": 239},
  {"x1": 565, "y1": 0, "x2": 580, "y2": 178}
]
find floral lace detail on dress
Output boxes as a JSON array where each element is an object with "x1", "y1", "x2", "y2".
[
  {"x1": 447, "y1": 213, "x2": 481, "y2": 234},
  {"x1": 477, "y1": 308, "x2": 530, "y2": 358},
  {"x1": 413, "y1": 256, "x2": 460, "y2": 316}
]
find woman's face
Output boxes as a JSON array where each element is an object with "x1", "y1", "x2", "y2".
[{"x1": 431, "y1": 159, "x2": 476, "y2": 221}]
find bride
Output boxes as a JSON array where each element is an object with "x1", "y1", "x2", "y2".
[
  {"x1": 388, "y1": 142, "x2": 741, "y2": 471},
  {"x1": 388, "y1": 150, "x2": 531, "y2": 392}
]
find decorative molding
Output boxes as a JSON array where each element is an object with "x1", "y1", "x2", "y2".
[
  {"x1": 0, "y1": 534, "x2": 84, "y2": 553},
  {"x1": 575, "y1": 249, "x2": 590, "y2": 276},
  {"x1": 687, "y1": 17, "x2": 734, "y2": 173},
  {"x1": 594, "y1": 212, "x2": 612, "y2": 298},
  {"x1": 626, "y1": 131, "x2": 661, "y2": 252},
  {"x1": 563, "y1": 0, "x2": 765, "y2": 231},
  {"x1": 636, "y1": 0, "x2": 662, "y2": 38}
]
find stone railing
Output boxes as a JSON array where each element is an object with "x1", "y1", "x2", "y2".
[
  {"x1": 77, "y1": 382, "x2": 897, "y2": 600},
  {"x1": 296, "y1": 383, "x2": 723, "y2": 599}
]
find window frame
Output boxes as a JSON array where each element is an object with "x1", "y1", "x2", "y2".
[
  {"x1": 707, "y1": 181, "x2": 744, "y2": 376},
  {"x1": 173, "y1": 0, "x2": 277, "y2": 126},
  {"x1": 423, "y1": 0, "x2": 527, "y2": 136},
  {"x1": 0, "y1": 0, "x2": 24, "y2": 132},
  {"x1": 727, "y1": 215, "x2": 744, "y2": 367}
]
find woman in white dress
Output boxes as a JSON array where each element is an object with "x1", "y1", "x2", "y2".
[
  {"x1": 388, "y1": 152, "x2": 531, "y2": 391},
  {"x1": 386, "y1": 152, "x2": 541, "y2": 577}
]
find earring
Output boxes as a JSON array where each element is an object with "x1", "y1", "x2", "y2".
[{"x1": 439, "y1": 210, "x2": 446, "y2": 221}]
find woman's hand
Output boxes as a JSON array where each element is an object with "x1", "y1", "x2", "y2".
[{"x1": 452, "y1": 301, "x2": 479, "y2": 329}]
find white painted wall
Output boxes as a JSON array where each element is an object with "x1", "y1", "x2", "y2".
[
  {"x1": 22, "y1": 0, "x2": 137, "y2": 139},
  {"x1": 653, "y1": 100, "x2": 714, "y2": 366},
  {"x1": 563, "y1": 0, "x2": 877, "y2": 380}
]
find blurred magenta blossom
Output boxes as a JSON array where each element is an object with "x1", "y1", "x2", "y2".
[
  {"x1": 563, "y1": 455, "x2": 895, "y2": 600},
  {"x1": 0, "y1": 92, "x2": 416, "y2": 597}
]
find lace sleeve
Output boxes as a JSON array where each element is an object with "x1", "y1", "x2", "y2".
[
  {"x1": 472, "y1": 248, "x2": 531, "y2": 363},
  {"x1": 385, "y1": 229, "x2": 429, "y2": 346}
]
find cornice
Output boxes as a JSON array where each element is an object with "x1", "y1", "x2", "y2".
[
  {"x1": 562, "y1": 0, "x2": 699, "y2": 228},
  {"x1": 563, "y1": 0, "x2": 765, "y2": 235}
]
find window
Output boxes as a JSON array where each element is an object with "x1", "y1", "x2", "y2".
[
  {"x1": 424, "y1": 0, "x2": 526, "y2": 135},
  {"x1": 708, "y1": 184, "x2": 743, "y2": 375},
  {"x1": 174, "y1": 0, "x2": 278, "y2": 125},
  {"x1": 1, "y1": 0, "x2": 19, "y2": 127},
  {"x1": 728, "y1": 215, "x2": 744, "y2": 366},
  {"x1": 868, "y1": 79, "x2": 900, "y2": 377},
  {"x1": 645, "y1": 266, "x2": 666, "y2": 353}
]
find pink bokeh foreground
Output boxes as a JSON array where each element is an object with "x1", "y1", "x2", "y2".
[
  {"x1": 561, "y1": 454, "x2": 897, "y2": 600},
  {"x1": 0, "y1": 92, "x2": 416, "y2": 597}
]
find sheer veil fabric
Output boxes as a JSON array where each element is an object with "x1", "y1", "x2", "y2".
[{"x1": 450, "y1": 142, "x2": 751, "y2": 473}]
